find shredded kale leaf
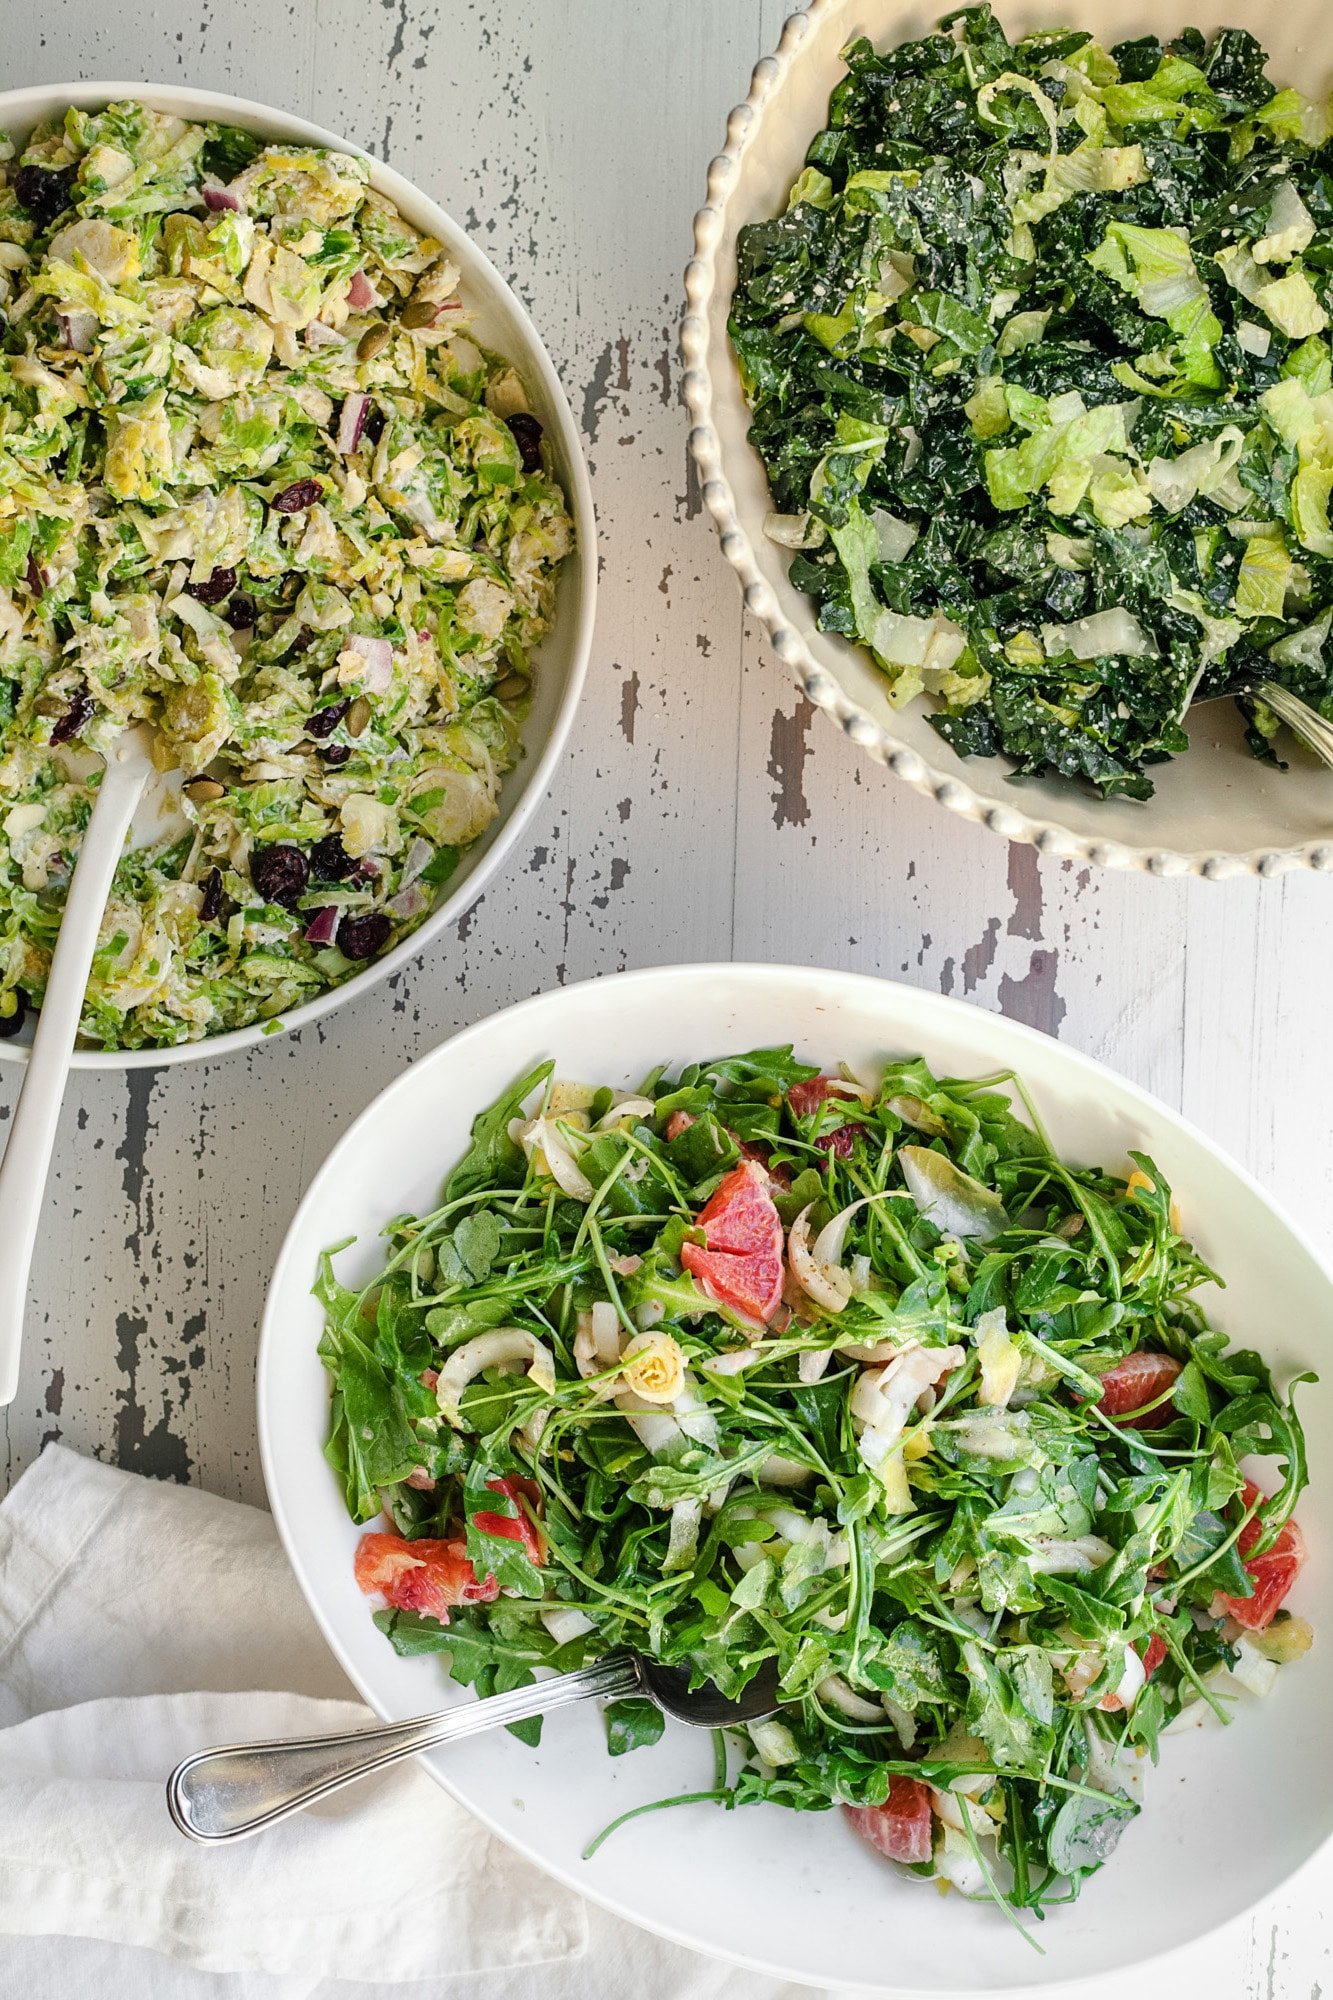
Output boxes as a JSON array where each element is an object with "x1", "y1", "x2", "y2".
[
  {"x1": 729, "y1": 7, "x2": 1333, "y2": 798},
  {"x1": 319, "y1": 1047, "x2": 1314, "y2": 1922}
]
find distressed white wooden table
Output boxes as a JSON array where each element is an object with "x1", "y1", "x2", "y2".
[{"x1": 0, "y1": 3, "x2": 1329, "y2": 1996}]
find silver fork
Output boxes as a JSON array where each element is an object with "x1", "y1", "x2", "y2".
[
  {"x1": 166, "y1": 1649, "x2": 781, "y2": 1844},
  {"x1": 1194, "y1": 680, "x2": 1333, "y2": 770}
]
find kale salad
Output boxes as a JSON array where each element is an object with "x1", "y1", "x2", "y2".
[
  {"x1": 0, "y1": 104, "x2": 571, "y2": 1049},
  {"x1": 319, "y1": 1045, "x2": 1312, "y2": 1922},
  {"x1": 728, "y1": 10, "x2": 1333, "y2": 798}
]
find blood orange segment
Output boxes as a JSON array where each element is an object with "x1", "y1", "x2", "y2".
[
  {"x1": 680, "y1": 1159, "x2": 784, "y2": 1322},
  {"x1": 473, "y1": 1474, "x2": 545, "y2": 1563},
  {"x1": 1096, "y1": 1350, "x2": 1184, "y2": 1429},
  {"x1": 1142, "y1": 1633, "x2": 1168, "y2": 1678},
  {"x1": 354, "y1": 1531, "x2": 497, "y2": 1624},
  {"x1": 737, "y1": 1136, "x2": 793, "y2": 1190},
  {"x1": 1222, "y1": 1480, "x2": 1306, "y2": 1631},
  {"x1": 788, "y1": 1076, "x2": 857, "y2": 1161},
  {"x1": 788, "y1": 1077, "x2": 853, "y2": 1118},
  {"x1": 844, "y1": 1778, "x2": 935, "y2": 1865}
]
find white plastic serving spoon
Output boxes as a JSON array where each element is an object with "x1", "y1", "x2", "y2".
[{"x1": 0, "y1": 724, "x2": 161, "y2": 1406}]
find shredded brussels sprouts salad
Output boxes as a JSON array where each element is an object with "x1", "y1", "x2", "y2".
[
  {"x1": 729, "y1": 9, "x2": 1333, "y2": 798},
  {"x1": 0, "y1": 103, "x2": 572, "y2": 1049},
  {"x1": 319, "y1": 1045, "x2": 1314, "y2": 1923}
]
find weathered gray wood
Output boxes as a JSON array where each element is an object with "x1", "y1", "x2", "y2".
[{"x1": 0, "y1": 4, "x2": 1329, "y2": 1989}]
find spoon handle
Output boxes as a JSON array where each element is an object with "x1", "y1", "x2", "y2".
[
  {"x1": 166, "y1": 1649, "x2": 641, "y2": 1843},
  {"x1": 0, "y1": 737, "x2": 153, "y2": 1405}
]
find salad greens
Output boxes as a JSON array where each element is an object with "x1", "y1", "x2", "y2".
[
  {"x1": 0, "y1": 104, "x2": 572, "y2": 1049},
  {"x1": 728, "y1": 10, "x2": 1333, "y2": 798},
  {"x1": 319, "y1": 1045, "x2": 1313, "y2": 1919}
]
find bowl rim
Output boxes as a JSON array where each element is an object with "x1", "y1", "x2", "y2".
[
  {"x1": 0, "y1": 78, "x2": 597, "y2": 1072},
  {"x1": 680, "y1": 1, "x2": 1333, "y2": 882},
  {"x1": 257, "y1": 959, "x2": 1333, "y2": 1993}
]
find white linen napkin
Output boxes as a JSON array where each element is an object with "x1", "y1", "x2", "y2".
[{"x1": 0, "y1": 1443, "x2": 589, "y2": 1982}]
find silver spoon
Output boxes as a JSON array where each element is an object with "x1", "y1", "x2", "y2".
[
  {"x1": 1192, "y1": 679, "x2": 1333, "y2": 770},
  {"x1": 166, "y1": 1649, "x2": 782, "y2": 1844}
]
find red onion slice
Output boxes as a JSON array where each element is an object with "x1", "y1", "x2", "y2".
[
  {"x1": 347, "y1": 269, "x2": 376, "y2": 310},
  {"x1": 386, "y1": 881, "x2": 431, "y2": 920},
  {"x1": 337, "y1": 392, "x2": 369, "y2": 454},
  {"x1": 400, "y1": 836, "x2": 435, "y2": 887},
  {"x1": 202, "y1": 180, "x2": 241, "y2": 212},
  {"x1": 303, "y1": 905, "x2": 341, "y2": 946},
  {"x1": 58, "y1": 309, "x2": 97, "y2": 352}
]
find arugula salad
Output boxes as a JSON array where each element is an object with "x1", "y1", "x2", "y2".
[
  {"x1": 319, "y1": 1045, "x2": 1313, "y2": 1918},
  {"x1": 728, "y1": 10, "x2": 1333, "y2": 798},
  {"x1": 0, "y1": 104, "x2": 572, "y2": 1049}
]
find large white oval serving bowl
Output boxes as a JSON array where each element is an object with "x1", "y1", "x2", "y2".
[
  {"x1": 259, "y1": 962, "x2": 1332, "y2": 1994},
  {"x1": 0, "y1": 83, "x2": 595, "y2": 1073},
  {"x1": 683, "y1": 1, "x2": 1333, "y2": 879}
]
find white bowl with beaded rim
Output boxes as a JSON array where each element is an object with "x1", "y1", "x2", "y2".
[
  {"x1": 682, "y1": 0, "x2": 1333, "y2": 878},
  {"x1": 0, "y1": 81, "x2": 596, "y2": 1071},
  {"x1": 258, "y1": 961, "x2": 1332, "y2": 1994}
]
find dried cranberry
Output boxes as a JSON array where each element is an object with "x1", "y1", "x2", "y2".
[
  {"x1": 14, "y1": 164, "x2": 75, "y2": 230},
  {"x1": 337, "y1": 910, "x2": 391, "y2": 961},
  {"x1": 272, "y1": 478, "x2": 321, "y2": 514},
  {"x1": 186, "y1": 565, "x2": 237, "y2": 606},
  {"x1": 224, "y1": 592, "x2": 257, "y2": 630},
  {"x1": 198, "y1": 867, "x2": 223, "y2": 923},
  {"x1": 25, "y1": 553, "x2": 43, "y2": 598},
  {"x1": 362, "y1": 406, "x2": 386, "y2": 448},
  {"x1": 249, "y1": 842, "x2": 309, "y2": 909},
  {"x1": 50, "y1": 688, "x2": 94, "y2": 745},
  {"x1": 305, "y1": 698, "x2": 350, "y2": 740},
  {"x1": 320, "y1": 742, "x2": 351, "y2": 767},
  {"x1": 310, "y1": 833, "x2": 354, "y2": 881},
  {"x1": 506, "y1": 412, "x2": 543, "y2": 472},
  {"x1": 0, "y1": 987, "x2": 27, "y2": 1038}
]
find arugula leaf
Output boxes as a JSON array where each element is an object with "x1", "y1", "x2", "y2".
[
  {"x1": 1172, "y1": 1507, "x2": 1254, "y2": 1600},
  {"x1": 605, "y1": 1698, "x2": 666, "y2": 1755},
  {"x1": 462, "y1": 1460, "x2": 545, "y2": 1598},
  {"x1": 964, "y1": 1642, "x2": 1056, "y2": 1776},
  {"x1": 319, "y1": 1319, "x2": 420, "y2": 1522},
  {"x1": 664, "y1": 1112, "x2": 741, "y2": 1189},
  {"x1": 445, "y1": 1061, "x2": 553, "y2": 1203},
  {"x1": 437, "y1": 1211, "x2": 504, "y2": 1286},
  {"x1": 373, "y1": 1608, "x2": 452, "y2": 1655}
]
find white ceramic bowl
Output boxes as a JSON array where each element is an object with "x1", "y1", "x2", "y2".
[
  {"x1": 683, "y1": 2, "x2": 1333, "y2": 878},
  {"x1": 259, "y1": 962, "x2": 1332, "y2": 1994},
  {"x1": 0, "y1": 82, "x2": 596, "y2": 1072}
]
